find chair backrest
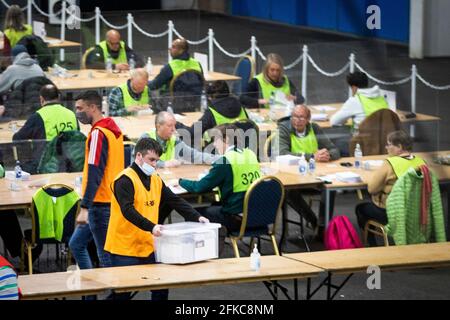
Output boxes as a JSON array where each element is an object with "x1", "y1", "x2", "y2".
[
  {"x1": 238, "y1": 176, "x2": 285, "y2": 237},
  {"x1": 81, "y1": 46, "x2": 95, "y2": 69},
  {"x1": 123, "y1": 140, "x2": 136, "y2": 168},
  {"x1": 37, "y1": 130, "x2": 86, "y2": 174},
  {"x1": 17, "y1": 35, "x2": 54, "y2": 71},
  {"x1": 263, "y1": 131, "x2": 278, "y2": 161},
  {"x1": 169, "y1": 69, "x2": 205, "y2": 113},
  {"x1": 232, "y1": 55, "x2": 255, "y2": 95},
  {"x1": 349, "y1": 109, "x2": 401, "y2": 156},
  {"x1": 30, "y1": 184, "x2": 80, "y2": 246}
]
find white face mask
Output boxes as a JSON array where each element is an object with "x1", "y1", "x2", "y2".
[{"x1": 139, "y1": 161, "x2": 155, "y2": 176}]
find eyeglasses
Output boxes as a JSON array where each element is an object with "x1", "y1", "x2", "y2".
[{"x1": 292, "y1": 115, "x2": 307, "y2": 121}]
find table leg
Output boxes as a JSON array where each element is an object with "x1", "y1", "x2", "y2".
[{"x1": 325, "y1": 189, "x2": 331, "y2": 228}]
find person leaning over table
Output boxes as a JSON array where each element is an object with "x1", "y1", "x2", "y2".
[
  {"x1": 108, "y1": 68, "x2": 151, "y2": 116},
  {"x1": 104, "y1": 137, "x2": 209, "y2": 300},
  {"x1": 240, "y1": 53, "x2": 304, "y2": 109},
  {"x1": 148, "y1": 38, "x2": 202, "y2": 94},
  {"x1": 355, "y1": 130, "x2": 429, "y2": 246},
  {"x1": 274, "y1": 104, "x2": 340, "y2": 233},
  {"x1": 179, "y1": 123, "x2": 261, "y2": 254},
  {"x1": 139, "y1": 111, "x2": 219, "y2": 169},
  {"x1": 85, "y1": 29, "x2": 144, "y2": 72}
]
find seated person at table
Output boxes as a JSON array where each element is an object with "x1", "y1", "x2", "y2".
[
  {"x1": 139, "y1": 111, "x2": 218, "y2": 168},
  {"x1": 176, "y1": 80, "x2": 249, "y2": 137},
  {"x1": 179, "y1": 124, "x2": 261, "y2": 252},
  {"x1": 85, "y1": 29, "x2": 144, "y2": 72},
  {"x1": 105, "y1": 137, "x2": 208, "y2": 300},
  {"x1": 148, "y1": 38, "x2": 202, "y2": 94},
  {"x1": 0, "y1": 45, "x2": 45, "y2": 96},
  {"x1": 13, "y1": 84, "x2": 79, "y2": 142},
  {"x1": 2, "y1": 5, "x2": 33, "y2": 56},
  {"x1": 240, "y1": 53, "x2": 304, "y2": 109},
  {"x1": 275, "y1": 104, "x2": 340, "y2": 230},
  {"x1": 355, "y1": 130, "x2": 432, "y2": 246},
  {"x1": 108, "y1": 68, "x2": 151, "y2": 116}
]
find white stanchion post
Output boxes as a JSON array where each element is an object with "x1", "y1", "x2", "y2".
[
  {"x1": 348, "y1": 53, "x2": 355, "y2": 98},
  {"x1": 208, "y1": 28, "x2": 214, "y2": 72},
  {"x1": 27, "y1": 0, "x2": 32, "y2": 26},
  {"x1": 127, "y1": 13, "x2": 133, "y2": 49},
  {"x1": 410, "y1": 64, "x2": 417, "y2": 137},
  {"x1": 250, "y1": 36, "x2": 256, "y2": 64},
  {"x1": 301, "y1": 45, "x2": 308, "y2": 103},
  {"x1": 59, "y1": 0, "x2": 66, "y2": 62},
  {"x1": 168, "y1": 20, "x2": 174, "y2": 62},
  {"x1": 95, "y1": 7, "x2": 100, "y2": 45}
]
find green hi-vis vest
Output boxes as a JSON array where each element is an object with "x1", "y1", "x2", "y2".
[
  {"x1": 168, "y1": 58, "x2": 202, "y2": 77},
  {"x1": 386, "y1": 155, "x2": 426, "y2": 178},
  {"x1": 255, "y1": 73, "x2": 291, "y2": 109},
  {"x1": 209, "y1": 106, "x2": 248, "y2": 126},
  {"x1": 224, "y1": 148, "x2": 261, "y2": 193},
  {"x1": 0, "y1": 164, "x2": 4, "y2": 178},
  {"x1": 4, "y1": 24, "x2": 32, "y2": 48},
  {"x1": 32, "y1": 188, "x2": 79, "y2": 241},
  {"x1": 119, "y1": 82, "x2": 150, "y2": 109},
  {"x1": 290, "y1": 126, "x2": 319, "y2": 154},
  {"x1": 148, "y1": 130, "x2": 176, "y2": 161},
  {"x1": 356, "y1": 94, "x2": 389, "y2": 116},
  {"x1": 36, "y1": 104, "x2": 78, "y2": 141},
  {"x1": 98, "y1": 40, "x2": 128, "y2": 65}
]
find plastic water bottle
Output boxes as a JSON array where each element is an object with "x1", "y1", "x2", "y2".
[
  {"x1": 146, "y1": 57, "x2": 153, "y2": 75},
  {"x1": 298, "y1": 153, "x2": 308, "y2": 176},
  {"x1": 354, "y1": 143, "x2": 363, "y2": 169},
  {"x1": 200, "y1": 89, "x2": 208, "y2": 113},
  {"x1": 167, "y1": 100, "x2": 174, "y2": 114},
  {"x1": 250, "y1": 244, "x2": 261, "y2": 271},
  {"x1": 106, "y1": 57, "x2": 113, "y2": 73},
  {"x1": 309, "y1": 154, "x2": 316, "y2": 176},
  {"x1": 268, "y1": 91, "x2": 275, "y2": 107},
  {"x1": 102, "y1": 96, "x2": 109, "y2": 117},
  {"x1": 129, "y1": 55, "x2": 136, "y2": 70},
  {"x1": 14, "y1": 160, "x2": 22, "y2": 180}
]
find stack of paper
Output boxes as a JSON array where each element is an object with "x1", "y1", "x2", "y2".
[
  {"x1": 335, "y1": 171, "x2": 362, "y2": 183},
  {"x1": 276, "y1": 155, "x2": 301, "y2": 166},
  {"x1": 311, "y1": 113, "x2": 328, "y2": 121}
]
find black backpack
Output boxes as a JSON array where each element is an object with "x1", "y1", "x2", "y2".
[{"x1": 17, "y1": 35, "x2": 54, "y2": 71}]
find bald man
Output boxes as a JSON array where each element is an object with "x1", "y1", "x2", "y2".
[
  {"x1": 108, "y1": 68, "x2": 151, "y2": 116},
  {"x1": 86, "y1": 29, "x2": 144, "y2": 71},
  {"x1": 148, "y1": 38, "x2": 202, "y2": 93}
]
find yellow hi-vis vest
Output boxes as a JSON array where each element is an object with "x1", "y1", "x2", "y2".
[
  {"x1": 119, "y1": 82, "x2": 150, "y2": 109},
  {"x1": 290, "y1": 126, "x2": 319, "y2": 154},
  {"x1": 209, "y1": 106, "x2": 248, "y2": 126},
  {"x1": 4, "y1": 24, "x2": 32, "y2": 48},
  {"x1": 386, "y1": 155, "x2": 426, "y2": 178},
  {"x1": 224, "y1": 148, "x2": 261, "y2": 193},
  {"x1": 356, "y1": 93, "x2": 389, "y2": 116},
  {"x1": 168, "y1": 57, "x2": 202, "y2": 77},
  {"x1": 105, "y1": 167, "x2": 162, "y2": 257},
  {"x1": 36, "y1": 104, "x2": 78, "y2": 141},
  {"x1": 255, "y1": 73, "x2": 291, "y2": 109},
  {"x1": 98, "y1": 40, "x2": 128, "y2": 65},
  {"x1": 147, "y1": 130, "x2": 176, "y2": 161}
]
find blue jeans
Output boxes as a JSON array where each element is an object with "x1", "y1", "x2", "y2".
[
  {"x1": 69, "y1": 223, "x2": 94, "y2": 269},
  {"x1": 109, "y1": 253, "x2": 169, "y2": 300},
  {"x1": 88, "y1": 205, "x2": 111, "y2": 267}
]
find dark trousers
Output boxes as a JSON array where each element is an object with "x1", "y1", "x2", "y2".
[
  {"x1": 109, "y1": 253, "x2": 169, "y2": 300},
  {"x1": 355, "y1": 202, "x2": 388, "y2": 246},
  {"x1": 0, "y1": 210, "x2": 23, "y2": 257}
]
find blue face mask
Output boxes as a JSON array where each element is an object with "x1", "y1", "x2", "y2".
[{"x1": 140, "y1": 161, "x2": 155, "y2": 176}]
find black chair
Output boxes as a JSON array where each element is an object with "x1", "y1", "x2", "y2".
[{"x1": 169, "y1": 69, "x2": 205, "y2": 113}]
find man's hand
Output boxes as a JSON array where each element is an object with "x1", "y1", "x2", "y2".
[
  {"x1": 127, "y1": 104, "x2": 150, "y2": 112},
  {"x1": 76, "y1": 208, "x2": 89, "y2": 225},
  {"x1": 286, "y1": 94, "x2": 296, "y2": 101},
  {"x1": 164, "y1": 159, "x2": 181, "y2": 168},
  {"x1": 258, "y1": 99, "x2": 268, "y2": 105},
  {"x1": 115, "y1": 63, "x2": 130, "y2": 71},
  {"x1": 152, "y1": 224, "x2": 163, "y2": 237},
  {"x1": 314, "y1": 149, "x2": 331, "y2": 162},
  {"x1": 0, "y1": 105, "x2": 5, "y2": 117},
  {"x1": 198, "y1": 216, "x2": 209, "y2": 224}
]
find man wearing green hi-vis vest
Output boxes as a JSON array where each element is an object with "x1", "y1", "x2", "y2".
[
  {"x1": 275, "y1": 104, "x2": 340, "y2": 236},
  {"x1": 179, "y1": 123, "x2": 261, "y2": 254}
]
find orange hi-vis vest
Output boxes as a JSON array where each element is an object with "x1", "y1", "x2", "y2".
[
  {"x1": 82, "y1": 126, "x2": 124, "y2": 203},
  {"x1": 105, "y1": 168, "x2": 163, "y2": 257}
]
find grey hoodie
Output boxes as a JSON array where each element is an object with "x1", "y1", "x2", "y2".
[{"x1": 0, "y1": 52, "x2": 45, "y2": 94}]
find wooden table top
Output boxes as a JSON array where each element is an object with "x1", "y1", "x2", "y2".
[
  {"x1": 284, "y1": 242, "x2": 450, "y2": 273},
  {"x1": 18, "y1": 255, "x2": 323, "y2": 299},
  {"x1": 45, "y1": 66, "x2": 240, "y2": 91},
  {"x1": 45, "y1": 36, "x2": 82, "y2": 48}
]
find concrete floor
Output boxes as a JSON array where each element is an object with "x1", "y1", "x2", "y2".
[{"x1": 2, "y1": 9, "x2": 450, "y2": 300}]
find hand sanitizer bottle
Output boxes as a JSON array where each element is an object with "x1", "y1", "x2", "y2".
[
  {"x1": 354, "y1": 143, "x2": 363, "y2": 169},
  {"x1": 298, "y1": 153, "x2": 308, "y2": 176},
  {"x1": 250, "y1": 244, "x2": 260, "y2": 271}
]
